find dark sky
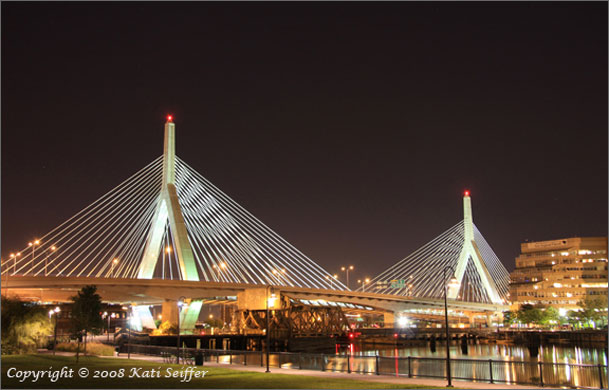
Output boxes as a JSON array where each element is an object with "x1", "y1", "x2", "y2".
[{"x1": 2, "y1": 2, "x2": 607, "y2": 281}]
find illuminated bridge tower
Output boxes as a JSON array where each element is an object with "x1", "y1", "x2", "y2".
[
  {"x1": 369, "y1": 191, "x2": 509, "y2": 307},
  {"x1": 448, "y1": 192, "x2": 502, "y2": 303},
  {"x1": 137, "y1": 116, "x2": 199, "y2": 282}
]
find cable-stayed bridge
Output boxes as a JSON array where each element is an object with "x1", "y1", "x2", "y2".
[
  {"x1": 368, "y1": 193, "x2": 510, "y2": 306},
  {"x1": 3, "y1": 117, "x2": 509, "y2": 333}
]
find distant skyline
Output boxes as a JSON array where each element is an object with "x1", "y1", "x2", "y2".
[{"x1": 2, "y1": 3, "x2": 607, "y2": 280}]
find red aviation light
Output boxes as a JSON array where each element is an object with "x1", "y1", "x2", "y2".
[
  {"x1": 464, "y1": 190, "x2": 470, "y2": 197},
  {"x1": 166, "y1": 115, "x2": 173, "y2": 122}
]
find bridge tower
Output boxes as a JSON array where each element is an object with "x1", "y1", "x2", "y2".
[
  {"x1": 369, "y1": 191, "x2": 509, "y2": 308},
  {"x1": 136, "y1": 116, "x2": 201, "y2": 332},
  {"x1": 137, "y1": 116, "x2": 199, "y2": 281},
  {"x1": 447, "y1": 192, "x2": 502, "y2": 304}
]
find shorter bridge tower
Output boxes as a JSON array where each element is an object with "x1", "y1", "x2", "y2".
[{"x1": 368, "y1": 191, "x2": 510, "y2": 306}]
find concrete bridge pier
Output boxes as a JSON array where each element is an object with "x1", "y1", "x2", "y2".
[
  {"x1": 161, "y1": 298, "x2": 203, "y2": 333},
  {"x1": 383, "y1": 313, "x2": 394, "y2": 328}
]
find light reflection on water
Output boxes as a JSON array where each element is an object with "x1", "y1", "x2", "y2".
[{"x1": 345, "y1": 342, "x2": 608, "y2": 365}]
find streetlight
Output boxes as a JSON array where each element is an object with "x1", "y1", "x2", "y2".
[
  {"x1": 49, "y1": 306, "x2": 61, "y2": 355},
  {"x1": 357, "y1": 278, "x2": 371, "y2": 292},
  {"x1": 341, "y1": 265, "x2": 354, "y2": 289},
  {"x1": 127, "y1": 306, "x2": 132, "y2": 359},
  {"x1": 325, "y1": 275, "x2": 333, "y2": 289},
  {"x1": 442, "y1": 266, "x2": 461, "y2": 387},
  {"x1": 103, "y1": 312, "x2": 111, "y2": 342},
  {"x1": 5, "y1": 252, "x2": 21, "y2": 297},
  {"x1": 45, "y1": 246, "x2": 56, "y2": 276},
  {"x1": 212, "y1": 262, "x2": 227, "y2": 282},
  {"x1": 109, "y1": 313, "x2": 116, "y2": 342},
  {"x1": 177, "y1": 296, "x2": 187, "y2": 364},
  {"x1": 28, "y1": 240, "x2": 40, "y2": 274},
  {"x1": 265, "y1": 286, "x2": 276, "y2": 373},
  {"x1": 11, "y1": 252, "x2": 20, "y2": 275},
  {"x1": 111, "y1": 258, "x2": 119, "y2": 278},
  {"x1": 271, "y1": 268, "x2": 287, "y2": 283}
]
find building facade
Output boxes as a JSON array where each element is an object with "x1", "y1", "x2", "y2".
[{"x1": 510, "y1": 237, "x2": 608, "y2": 312}]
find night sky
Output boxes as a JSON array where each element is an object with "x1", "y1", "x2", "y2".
[{"x1": 2, "y1": 2, "x2": 607, "y2": 281}]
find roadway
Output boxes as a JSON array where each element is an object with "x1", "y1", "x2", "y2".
[{"x1": 5, "y1": 275, "x2": 507, "y2": 316}]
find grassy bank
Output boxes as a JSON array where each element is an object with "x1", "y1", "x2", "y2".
[{"x1": 1, "y1": 355, "x2": 441, "y2": 389}]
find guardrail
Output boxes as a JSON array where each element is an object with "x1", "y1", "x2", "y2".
[{"x1": 125, "y1": 344, "x2": 607, "y2": 389}]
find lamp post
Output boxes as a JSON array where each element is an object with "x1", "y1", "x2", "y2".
[
  {"x1": 341, "y1": 265, "x2": 354, "y2": 289},
  {"x1": 5, "y1": 252, "x2": 21, "y2": 297},
  {"x1": 49, "y1": 306, "x2": 60, "y2": 355},
  {"x1": 28, "y1": 240, "x2": 40, "y2": 274},
  {"x1": 325, "y1": 275, "x2": 333, "y2": 289},
  {"x1": 111, "y1": 258, "x2": 118, "y2": 278},
  {"x1": 357, "y1": 278, "x2": 370, "y2": 292},
  {"x1": 177, "y1": 296, "x2": 187, "y2": 365},
  {"x1": 127, "y1": 306, "x2": 132, "y2": 359},
  {"x1": 265, "y1": 286, "x2": 275, "y2": 373},
  {"x1": 212, "y1": 262, "x2": 226, "y2": 282},
  {"x1": 442, "y1": 266, "x2": 461, "y2": 387},
  {"x1": 108, "y1": 313, "x2": 116, "y2": 342},
  {"x1": 13, "y1": 252, "x2": 20, "y2": 275},
  {"x1": 45, "y1": 246, "x2": 56, "y2": 276}
]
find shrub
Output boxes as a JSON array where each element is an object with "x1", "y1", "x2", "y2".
[
  {"x1": 1, "y1": 297, "x2": 53, "y2": 354},
  {"x1": 151, "y1": 321, "x2": 177, "y2": 335}
]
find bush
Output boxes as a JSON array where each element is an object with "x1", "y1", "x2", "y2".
[
  {"x1": 151, "y1": 321, "x2": 177, "y2": 336},
  {"x1": 55, "y1": 342, "x2": 114, "y2": 356},
  {"x1": 1, "y1": 297, "x2": 53, "y2": 354}
]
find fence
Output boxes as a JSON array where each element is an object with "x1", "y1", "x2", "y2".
[{"x1": 125, "y1": 344, "x2": 607, "y2": 389}]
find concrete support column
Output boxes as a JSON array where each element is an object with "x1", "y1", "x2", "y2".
[
  {"x1": 467, "y1": 311, "x2": 476, "y2": 327},
  {"x1": 162, "y1": 299, "x2": 179, "y2": 326},
  {"x1": 383, "y1": 313, "x2": 395, "y2": 328},
  {"x1": 485, "y1": 313, "x2": 493, "y2": 327}
]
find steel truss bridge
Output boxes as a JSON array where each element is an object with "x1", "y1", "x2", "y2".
[{"x1": 2, "y1": 117, "x2": 510, "y2": 334}]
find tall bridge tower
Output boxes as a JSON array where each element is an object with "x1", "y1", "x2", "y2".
[{"x1": 137, "y1": 116, "x2": 199, "y2": 281}]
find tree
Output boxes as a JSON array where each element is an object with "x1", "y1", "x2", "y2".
[
  {"x1": 566, "y1": 310, "x2": 582, "y2": 329},
  {"x1": 502, "y1": 311, "x2": 518, "y2": 327},
  {"x1": 1, "y1": 297, "x2": 53, "y2": 354},
  {"x1": 541, "y1": 307, "x2": 560, "y2": 327},
  {"x1": 70, "y1": 285, "x2": 104, "y2": 362},
  {"x1": 204, "y1": 317, "x2": 223, "y2": 328},
  {"x1": 577, "y1": 297, "x2": 608, "y2": 328},
  {"x1": 517, "y1": 304, "x2": 544, "y2": 326}
]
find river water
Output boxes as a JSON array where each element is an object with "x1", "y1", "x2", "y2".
[
  {"x1": 350, "y1": 342, "x2": 608, "y2": 365},
  {"x1": 324, "y1": 342, "x2": 608, "y2": 387}
]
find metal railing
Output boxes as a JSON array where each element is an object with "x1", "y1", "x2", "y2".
[{"x1": 125, "y1": 344, "x2": 607, "y2": 389}]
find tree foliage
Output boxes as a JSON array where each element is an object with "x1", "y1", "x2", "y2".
[
  {"x1": 502, "y1": 310, "x2": 518, "y2": 326},
  {"x1": 150, "y1": 320, "x2": 178, "y2": 335},
  {"x1": 70, "y1": 285, "x2": 104, "y2": 360},
  {"x1": 569, "y1": 297, "x2": 608, "y2": 328},
  {"x1": 1, "y1": 296, "x2": 53, "y2": 354},
  {"x1": 517, "y1": 304, "x2": 544, "y2": 325}
]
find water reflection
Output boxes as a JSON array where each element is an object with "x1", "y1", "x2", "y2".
[{"x1": 345, "y1": 342, "x2": 608, "y2": 365}]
